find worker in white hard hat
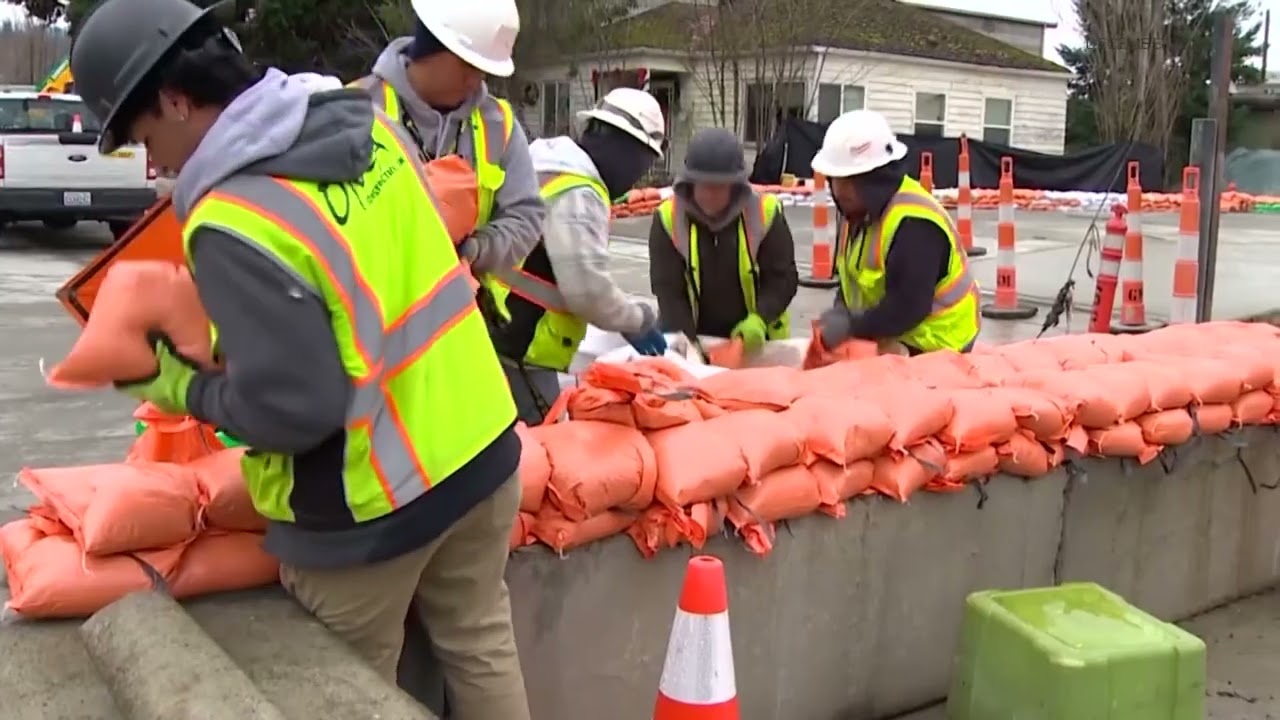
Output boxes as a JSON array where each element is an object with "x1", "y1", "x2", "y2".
[
  {"x1": 485, "y1": 86, "x2": 669, "y2": 422},
  {"x1": 352, "y1": 0, "x2": 545, "y2": 277},
  {"x1": 812, "y1": 110, "x2": 981, "y2": 355}
]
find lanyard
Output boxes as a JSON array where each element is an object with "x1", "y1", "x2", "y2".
[{"x1": 397, "y1": 95, "x2": 467, "y2": 161}]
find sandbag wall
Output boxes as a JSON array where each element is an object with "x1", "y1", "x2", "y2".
[{"x1": 492, "y1": 320, "x2": 1280, "y2": 720}]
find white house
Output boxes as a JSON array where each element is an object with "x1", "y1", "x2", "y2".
[{"x1": 518, "y1": 0, "x2": 1071, "y2": 177}]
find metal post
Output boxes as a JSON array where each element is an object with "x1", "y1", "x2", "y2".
[
  {"x1": 1189, "y1": 118, "x2": 1218, "y2": 323},
  {"x1": 1198, "y1": 13, "x2": 1234, "y2": 322}
]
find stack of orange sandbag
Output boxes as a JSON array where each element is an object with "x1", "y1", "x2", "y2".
[
  {"x1": 506, "y1": 320, "x2": 1280, "y2": 558},
  {"x1": 0, "y1": 410, "x2": 277, "y2": 619}
]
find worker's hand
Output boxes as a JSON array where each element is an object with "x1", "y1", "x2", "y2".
[
  {"x1": 113, "y1": 332, "x2": 199, "y2": 415},
  {"x1": 623, "y1": 303, "x2": 668, "y2": 356},
  {"x1": 731, "y1": 314, "x2": 768, "y2": 352},
  {"x1": 817, "y1": 307, "x2": 857, "y2": 350},
  {"x1": 456, "y1": 236, "x2": 479, "y2": 263}
]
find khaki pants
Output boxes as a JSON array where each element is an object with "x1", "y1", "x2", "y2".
[{"x1": 280, "y1": 474, "x2": 529, "y2": 720}]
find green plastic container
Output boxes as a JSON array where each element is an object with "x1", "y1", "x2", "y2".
[
  {"x1": 947, "y1": 582, "x2": 1205, "y2": 720},
  {"x1": 133, "y1": 420, "x2": 244, "y2": 448}
]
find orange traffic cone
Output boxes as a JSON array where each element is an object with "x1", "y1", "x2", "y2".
[{"x1": 654, "y1": 555, "x2": 738, "y2": 720}]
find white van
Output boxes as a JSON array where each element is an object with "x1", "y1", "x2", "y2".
[{"x1": 0, "y1": 89, "x2": 157, "y2": 236}]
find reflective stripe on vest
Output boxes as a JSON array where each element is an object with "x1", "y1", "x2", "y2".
[
  {"x1": 181, "y1": 108, "x2": 515, "y2": 522},
  {"x1": 656, "y1": 193, "x2": 788, "y2": 337},
  {"x1": 349, "y1": 76, "x2": 514, "y2": 224}
]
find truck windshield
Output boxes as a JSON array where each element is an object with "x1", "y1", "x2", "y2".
[{"x1": 0, "y1": 97, "x2": 103, "y2": 133}]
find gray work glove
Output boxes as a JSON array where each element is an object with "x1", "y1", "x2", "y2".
[{"x1": 817, "y1": 306, "x2": 859, "y2": 349}]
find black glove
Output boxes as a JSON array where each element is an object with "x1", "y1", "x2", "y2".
[{"x1": 817, "y1": 307, "x2": 860, "y2": 349}]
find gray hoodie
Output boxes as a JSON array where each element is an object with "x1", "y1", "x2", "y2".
[
  {"x1": 371, "y1": 37, "x2": 545, "y2": 274},
  {"x1": 175, "y1": 69, "x2": 518, "y2": 569},
  {"x1": 529, "y1": 136, "x2": 651, "y2": 333}
]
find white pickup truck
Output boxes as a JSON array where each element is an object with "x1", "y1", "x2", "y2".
[{"x1": 0, "y1": 89, "x2": 157, "y2": 237}]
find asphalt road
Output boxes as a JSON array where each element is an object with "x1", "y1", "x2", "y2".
[{"x1": 1, "y1": 215, "x2": 1278, "y2": 719}]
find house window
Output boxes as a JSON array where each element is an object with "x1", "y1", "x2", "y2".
[
  {"x1": 744, "y1": 82, "x2": 805, "y2": 144},
  {"x1": 983, "y1": 97, "x2": 1013, "y2": 146},
  {"x1": 541, "y1": 81, "x2": 572, "y2": 136},
  {"x1": 914, "y1": 92, "x2": 947, "y2": 137},
  {"x1": 816, "y1": 83, "x2": 866, "y2": 123}
]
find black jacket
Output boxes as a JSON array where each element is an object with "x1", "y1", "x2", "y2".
[{"x1": 649, "y1": 188, "x2": 798, "y2": 338}]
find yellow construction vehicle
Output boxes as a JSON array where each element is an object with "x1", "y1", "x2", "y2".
[{"x1": 39, "y1": 58, "x2": 73, "y2": 94}]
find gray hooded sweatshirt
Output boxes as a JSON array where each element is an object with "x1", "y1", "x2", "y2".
[
  {"x1": 174, "y1": 69, "x2": 519, "y2": 569},
  {"x1": 371, "y1": 37, "x2": 545, "y2": 274}
]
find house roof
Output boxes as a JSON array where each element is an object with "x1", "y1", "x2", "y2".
[
  {"x1": 896, "y1": 0, "x2": 1059, "y2": 27},
  {"x1": 600, "y1": 0, "x2": 1067, "y2": 73}
]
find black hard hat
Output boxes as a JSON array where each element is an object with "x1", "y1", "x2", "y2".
[{"x1": 71, "y1": 0, "x2": 226, "y2": 154}]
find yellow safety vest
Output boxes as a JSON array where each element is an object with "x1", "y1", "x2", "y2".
[
  {"x1": 480, "y1": 172, "x2": 612, "y2": 371},
  {"x1": 348, "y1": 76, "x2": 515, "y2": 226},
  {"x1": 182, "y1": 109, "x2": 516, "y2": 525},
  {"x1": 837, "y1": 176, "x2": 980, "y2": 353},
  {"x1": 656, "y1": 192, "x2": 790, "y2": 339}
]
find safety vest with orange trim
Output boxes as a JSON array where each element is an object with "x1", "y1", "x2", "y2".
[
  {"x1": 836, "y1": 175, "x2": 981, "y2": 353},
  {"x1": 181, "y1": 109, "x2": 517, "y2": 525},
  {"x1": 480, "y1": 171, "x2": 612, "y2": 372},
  {"x1": 348, "y1": 76, "x2": 514, "y2": 227},
  {"x1": 656, "y1": 192, "x2": 790, "y2": 339}
]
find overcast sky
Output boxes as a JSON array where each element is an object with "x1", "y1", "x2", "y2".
[{"x1": 2, "y1": 0, "x2": 1277, "y2": 70}]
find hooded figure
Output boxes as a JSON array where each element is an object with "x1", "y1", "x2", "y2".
[
  {"x1": 486, "y1": 87, "x2": 668, "y2": 423},
  {"x1": 353, "y1": 1, "x2": 545, "y2": 276},
  {"x1": 813, "y1": 110, "x2": 981, "y2": 355},
  {"x1": 649, "y1": 128, "x2": 798, "y2": 351},
  {"x1": 70, "y1": 1, "x2": 530, "y2": 716}
]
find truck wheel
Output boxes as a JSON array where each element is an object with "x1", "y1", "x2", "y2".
[
  {"x1": 42, "y1": 218, "x2": 77, "y2": 231},
  {"x1": 108, "y1": 221, "x2": 133, "y2": 239}
]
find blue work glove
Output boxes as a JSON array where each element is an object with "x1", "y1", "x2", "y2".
[
  {"x1": 623, "y1": 304, "x2": 668, "y2": 356},
  {"x1": 113, "y1": 332, "x2": 199, "y2": 415}
]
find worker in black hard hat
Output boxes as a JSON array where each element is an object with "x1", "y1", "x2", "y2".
[{"x1": 70, "y1": 1, "x2": 530, "y2": 716}]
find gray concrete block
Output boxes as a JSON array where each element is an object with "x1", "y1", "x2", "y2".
[
  {"x1": 499, "y1": 470, "x2": 1068, "y2": 720},
  {"x1": 0, "y1": 616, "x2": 121, "y2": 720},
  {"x1": 185, "y1": 588, "x2": 435, "y2": 720},
  {"x1": 80, "y1": 591, "x2": 287, "y2": 720}
]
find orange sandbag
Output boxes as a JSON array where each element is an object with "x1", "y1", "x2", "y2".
[
  {"x1": 1032, "y1": 334, "x2": 1126, "y2": 369},
  {"x1": 813, "y1": 460, "x2": 875, "y2": 516},
  {"x1": 988, "y1": 342, "x2": 1062, "y2": 373},
  {"x1": 550, "y1": 358, "x2": 701, "y2": 430},
  {"x1": 1194, "y1": 403, "x2": 1234, "y2": 434},
  {"x1": 724, "y1": 465, "x2": 835, "y2": 555},
  {"x1": 801, "y1": 332, "x2": 879, "y2": 369},
  {"x1": 870, "y1": 440, "x2": 947, "y2": 501},
  {"x1": 999, "y1": 387, "x2": 1077, "y2": 441},
  {"x1": 706, "y1": 337, "x2": 745, "y2": 368},
  {"x1": 1206, "y1": 347, "x2": 1274, "y2": 392},
  {"x1": 864, "y1": 386, "x2": 955, "y2": 451},
  {"x1": 128, "y1": 403, "x2": 224, "y2": 463},
  {"x1": 515, "y1": 423, "x2": 550, "y2": 512},
  {"x1": 718, "y1": 408, "x2": 806, "y2": 482},
  {"x1": 996, "y1": 431, "x2": 1064, "y2": 477},
  {"x1": 1088, "y1": 421, "x2": 1160, "y2": 463},
  {"x1": 532, "y1": 506, "x2": 635, "y2": 554},
  {"x1": 535, "y1": 421, "x2": 656, "y2": 521},
  {"x1": 695, "y1": 366, "x2": 802, "y2": 412},
  {"x1": 904, "y1": 350, "x2": 986, "y2": 389},
  {"x1": 935, "y1": 445, "x2": 1000, "y2": 486},
  {"x1": 789, "y1": 396, "x2": 895, "y2": 465},
  {"x1": 425, "y1": 155, "x2": 480, "y2": 243},
  {"x1": 627, "y1": 502, "x2": 720, "y2": 557},
  {"x1": 1232, "y1": 389, "x2": 1273, "y2": 425},
  {"x1": 46, "y1": 261, "x2": 215, "y2": 388},
  {"x1": 0, "y1": 517, "x2": 183, "y2": 619},
  {"x1": 1020, "y1": 368, "x2": 1150, "y2": 428},
  {"x1": 966, "y1": 353, "x2": 1020, "y2": 386},
  {"x1": 649, "y1": 415, "x2": 753, "y2": 507},
  {"x1": 510, "y1": 511, "x2": 537, "y2": 550},
  {"x1": 169, "y1": 531, "x2": 279, "y2": 599},
  {"x1": 937, "y1": 389, "x2": 1019, "y2": 452},
  {"x1": 1137, "y1": 409, "x2": 1194, "y2": 446},
  {"x1": 19, "y1": 462, "x2": 202, "y2": 555},
  {"x1": 1144, "y1": 355, "x2": 1244, "y2": 405},
  {"x1": 187, "y1": 447, "x2": 265, "y2": 532},
  {"x1": 1123, "y1": 361, "x2": 1195, "y2": 412}
]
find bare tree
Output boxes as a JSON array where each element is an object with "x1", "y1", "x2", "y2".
[
  {"x1": 1075, "y1": 0, "x2": 1207, "y2": 151},
  {"x1": 0, "y1": 19, "x2": 69, "y2": 86}
]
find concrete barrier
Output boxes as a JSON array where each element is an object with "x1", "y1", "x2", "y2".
[{"x1": 4, "y1": 429, "x2": 1280, "y2": 719}]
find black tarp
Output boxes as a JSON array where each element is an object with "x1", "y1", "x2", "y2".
[{"x1": 748, "y1": 117, "x2": 1166, "y2": 193}]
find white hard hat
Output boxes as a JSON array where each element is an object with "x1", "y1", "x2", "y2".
[
  {"x1": 409, "y1": 0, "x2": 520, "y2": 77},
  {"x1": 577, "y1": 87, "x2": 666, "y2": 157},
  {"x1": 811, "y1": 110, "x2": 908, "y2": 178}
]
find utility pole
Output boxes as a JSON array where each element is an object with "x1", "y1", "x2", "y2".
[{"x1": 1193, "y1": 12, "x2": 1234, "y2": 322}]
